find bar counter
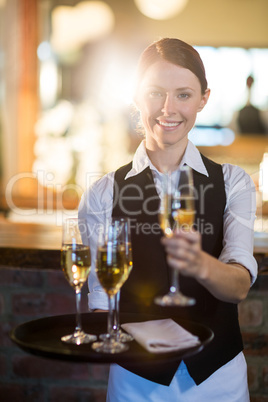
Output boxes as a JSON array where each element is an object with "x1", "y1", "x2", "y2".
[{"x1": 0, "y1": 217, "x2": 61, "y2": 269}]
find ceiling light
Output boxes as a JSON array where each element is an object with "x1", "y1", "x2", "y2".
[
  {"x1": 51, "y1": 1, "x2": 115, "y2": 54},
  {"x1": 134, "y1": 0, "x2": 188, "y2": 20}
]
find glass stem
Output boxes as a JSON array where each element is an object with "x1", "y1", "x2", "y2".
[
  {"x1": 75, "y1": 288, "x2": 82, "y2": 333},
  {"x1": 113, "y1": 292, "x2": 120, "y2": 333},
  {"x1": 170, "y1": 269, "x2": 179, "y2": 293},
  {"x1": 107, "y1": 294, "x2": 114, "y2": 338}
]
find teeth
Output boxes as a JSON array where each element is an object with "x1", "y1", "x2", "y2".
[{"x1": 158, "y1": 121, "x2": 180, "y2": 127}]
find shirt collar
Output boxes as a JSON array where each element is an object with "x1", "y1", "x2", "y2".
[
  {"x1": 181, "y1": 140, "x2": 209, "y2": 177},
  {"x1": 125, "y1": 139, "x2": 209, "y2": 179}
]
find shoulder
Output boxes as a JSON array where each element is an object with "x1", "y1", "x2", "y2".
[
  {"x1": 222, "y1": 163, "x2": 255, "y2": 195},
  {"x1": 79, "y1": 171, "x2": 115, "y2": 216},
  {"x1": 89, "y1": 171, "x2": 114, "y2": 195},
  {"x1": 83, "y1": 161, "x2": 134, "y2": 204}
]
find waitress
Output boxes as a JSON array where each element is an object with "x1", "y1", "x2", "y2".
[{"x1": 79, "y1": 38, "x2": 257, "y2": 401}]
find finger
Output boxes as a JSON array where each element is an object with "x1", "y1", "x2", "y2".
[
  {"x1": 166, "y1": 242, "x2": 193, "y2": 259},
  {"x1": 161, "y1": 234, "x2": 193, "y2": 248},
  {"x1": 163, "y1": 237, "x2": 189, "y2": 253},
  {"x1": 173, "y1": 229, "x2": 200, "y2": 244}
]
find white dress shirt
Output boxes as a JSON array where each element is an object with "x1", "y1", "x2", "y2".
[{"x1": 78, "y1": 139, "x2": 257, "y2": 311}]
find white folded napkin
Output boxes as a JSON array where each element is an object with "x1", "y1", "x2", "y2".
[{"x1": 121, "y1": 319, "x2": 200, "y2": 354}]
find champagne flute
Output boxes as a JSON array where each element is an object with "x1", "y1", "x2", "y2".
[
  {"x1": 113, "y1": 218, "x2": 133, "y2": 343},
  {"x1": 61, "y1": 218, "x2": 97, "y2": 344},
  {"x1": 155, "y1": 165, "x2": 196, "y2": 306},
  {"x1": 92, "y1": 220, "x2": 129, "y2": 353},
  {"x1": 99, "y1": 218, "x2": 133, "y2": 342}
]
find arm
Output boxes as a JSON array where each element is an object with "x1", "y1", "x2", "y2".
[
  {"x1": 162, "y1": 231, "x2": 251, "y2": 303},
  {"x1": 162, "y1": 165, "x2": 257, "y2": 304}
]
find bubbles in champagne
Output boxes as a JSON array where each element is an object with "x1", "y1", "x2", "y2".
[{"x1": 61, "y1": 245, "x2": 91, "y2": 290}]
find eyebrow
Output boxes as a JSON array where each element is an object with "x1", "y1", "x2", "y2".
[
  {"x1": 176, "y1": 87, "x2": 194, "y2": 91},
  {"x1": 144, "y1": 85, "x2": 194, "y2": 91}
]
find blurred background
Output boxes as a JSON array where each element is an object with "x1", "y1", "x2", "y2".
[
  {"x1": 1, "y1": 3, "x2": 268, "y2": 401},
  {"x1": 0, "y1": 0, "x2": 268, "y2": 224}
]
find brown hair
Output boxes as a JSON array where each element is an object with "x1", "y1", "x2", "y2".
[{"x1": 136, "y1": 38, "x2": 208, "y2": 95}]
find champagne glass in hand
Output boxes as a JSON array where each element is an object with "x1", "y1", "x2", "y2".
[
  {"x1": 61, "y1": 218, "x2": 97, "y2": 344},
  {"x1": 155, "y1": 165, "x2": 196, "y2": 306},
  {"x1": 92, "y1": 220, "x2": 129, "y2": 353}
]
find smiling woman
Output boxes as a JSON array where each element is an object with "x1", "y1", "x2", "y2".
[{"x1": 79, "y1": 37, "x2": 257, "y2": 402}]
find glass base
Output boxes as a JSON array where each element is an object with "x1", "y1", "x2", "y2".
[
  {"x1": 154, "y1": 292, "x2": 196, "y2": 307},
  {"x1": 117, "y1": 329, "x2": 133, "y2": 343},
  {"x1": 99, "y1": 330, "x2": 133, "y2": 343},
  {"x1": 61, "y1": 330, "x2": 97, "y2": 345},
  {"x1": 92, "y1": 338, "x2": 129, "y2": 354}
]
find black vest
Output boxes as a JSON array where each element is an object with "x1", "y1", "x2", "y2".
[{"x1": 112, "y1": 154, "x2": 243, "y2": 385}]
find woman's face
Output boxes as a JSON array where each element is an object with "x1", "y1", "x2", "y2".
[{"x1": 136, "y1": 60, "x2": 210, "y2": 151}]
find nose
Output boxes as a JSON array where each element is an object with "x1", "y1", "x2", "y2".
[{"x1": 161, "y1": 94, "x2": 176, "y2": 115}]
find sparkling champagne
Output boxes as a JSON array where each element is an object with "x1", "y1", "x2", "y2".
[
  {"x1": 159, "y1": 193, "x2": 173, "y2": 236},
  {"x1": 126, "y1": 242, "x2": 133, "y2": 275},
  {"x1": 158, "y1": 212, "x2": 174, "y2": 237},
  {"x1": 96, "y1": 247, "x2": 126, "y2": 295},
  {"x1": 172, "y1": 196, "x2": 195, "y2": 230},
  {"x1": 61, "y1": 245, "x2": 91, "y2": 290}
]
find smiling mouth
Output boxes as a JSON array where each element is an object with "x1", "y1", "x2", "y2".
[{"x1": 157, "y1": 120, "x2": 181, "y2": 128}]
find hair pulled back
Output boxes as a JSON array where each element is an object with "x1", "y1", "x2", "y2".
[{"x1": 136, "y1": 38, "x2": 208, "y2": 95}]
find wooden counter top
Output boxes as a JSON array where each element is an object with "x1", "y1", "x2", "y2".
[
  {"x1": 0, "y1": 218, "x2": 61, "y2": 249},
  {"x1": 0, "y1": 218, "x2": 61, "y2": 269}
]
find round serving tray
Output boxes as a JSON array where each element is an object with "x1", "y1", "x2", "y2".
[{"x1": 10, "y1": 312, "x2": 213, "y2": 365}]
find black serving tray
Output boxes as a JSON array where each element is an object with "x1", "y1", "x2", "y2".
[{"x1": 10, "y1": 312, "x2": 213, "y2": 365}]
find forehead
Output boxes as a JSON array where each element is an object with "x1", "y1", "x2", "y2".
[{"x1": 140, "y1": 60, "x2": 201, "y2": 90}]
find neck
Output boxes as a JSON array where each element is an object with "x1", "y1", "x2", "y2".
[
  {"x1": 246, "y1": 87, "x2": 252, "y2": 106},
  {"x1": 145, "y1": 141, "x2": 187, "y2": 173}
]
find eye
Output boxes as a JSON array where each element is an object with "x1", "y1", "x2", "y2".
[
  {"x1": 178, "y1": 93, "x2": 190, "y2": 99},
  {"x1": 148, "y1": 91, "x2": 163, "y2": 98}
]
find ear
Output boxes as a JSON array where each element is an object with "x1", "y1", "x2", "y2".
[{"x1": 197, "y1": 89, "x2": 210, "y2": 112}]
